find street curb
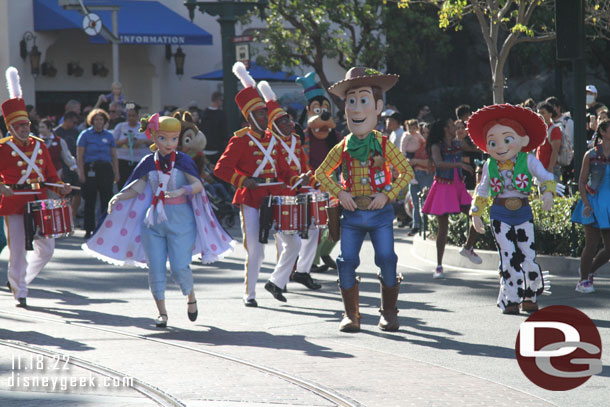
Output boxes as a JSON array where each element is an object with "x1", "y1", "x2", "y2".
[{"x1": 409, "y1": 234, "x2": 610, "y2": 277}]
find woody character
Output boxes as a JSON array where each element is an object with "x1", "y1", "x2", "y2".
[
  {"x1": 468, "y1": 104, "x2": 564, "y2": 315},
  {"x1": 214, "y1": 63, "x2": 303, "y2": 307},
  {"x1": 296, "y1": 71, "x2": 342, "y2": 273},
  {"x1": 315, "y1": 68, "x2": 414, "y2": 332},
  {"x1": 1, "y1": 67, "x2": 71, "y2": 308}
]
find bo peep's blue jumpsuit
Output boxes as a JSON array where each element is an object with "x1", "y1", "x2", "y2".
[{"x1": 141, "y1": 169, "x2": 197, "y2": 300}]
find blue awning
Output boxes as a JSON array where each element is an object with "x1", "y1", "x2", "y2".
[
  {"x1": 193, "y1": 62, "x2": 297, "y2": 82},
  {"x1": 33, "y1": 0, "x2": 213, "y2": 45}
]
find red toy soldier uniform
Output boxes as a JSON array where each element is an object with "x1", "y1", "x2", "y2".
[
  {"x1": 257, "y1": 80, "x2": 322, "y2": 291},
  {"x1": 214, "y1": 63, "x2": 301, "y2": 307},
  {"x1": 1, "y1": 67, "x2": 71, "y2": 308}
]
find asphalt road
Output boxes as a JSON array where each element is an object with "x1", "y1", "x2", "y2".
[{"x1": 0, "y1": 225, "x2": 608, "y2": 406}]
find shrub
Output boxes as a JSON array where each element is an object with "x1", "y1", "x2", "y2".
[{"x1": 426, "y1": 194, "x2": 584, "y2": 256}]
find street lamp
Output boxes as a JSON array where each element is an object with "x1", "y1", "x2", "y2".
[
  {"x1": 174, "y1": 47, "x2": 186, "y2": 76},
  {"x1": 165, "y1": 46, "x2": 187, "y2": 77},
  {"x1": 20, "y1": 31, "x2": 42, "y2": 76}
]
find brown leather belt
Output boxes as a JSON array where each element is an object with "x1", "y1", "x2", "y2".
[
  {"x1": 354, "y1": 196, "x2": 374, "y2": 210},
  {"x1": 493, "y1": 197, "x2": 528, "y2": 211}
]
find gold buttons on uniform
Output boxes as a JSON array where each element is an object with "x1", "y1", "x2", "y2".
[
  {"x1": 256, "y1": 159, "x2": 262, "y2": 164},
  {"x1": 38, "y1": 149, "x2": 43, "y2": 154},
  {"x1": 11, "y1": 151, "x2": 16, "y2": 157},
  {"x1": 17, "y1": 161, "x2": 23, "y2": 167},
  {"x1": 37, "y1": 159, "x2": 43, "y2": 165},
  {"x1": 248, "y1": 141, "x2": 254, "y2": 147},
  {"x1": 21, "y1": 169, "x2": 26, "y2": 175}
]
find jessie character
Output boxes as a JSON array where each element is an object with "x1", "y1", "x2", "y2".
[
  {"x1": 296, "y1": 71, "x2": 342, "y2": 272},
  {"x1": 214, "y1": 62, "x2": 303, "y2": 307},
  {"x1": 84, "y1": 114, "x2": 234, "y2": 328},
  {"x1": 468, "y1": 104, "x2": 563, "y2": 315},
  {"x1": 1, "y1": 67, "x2": 72, "y2": 308},
  {"x1": 257, "y1": 80, "x2": 321, "y2": 291},
  {"x1": 315, "y1": 67, "x2": 414, "y2": 332}
]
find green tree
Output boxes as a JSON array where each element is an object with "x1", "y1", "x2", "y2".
[
  {"x1": 399, "y1": 0, "x2": 556, "y2": 104},
  {"x1": 253, "y1": 0, "x2": 386, "y2": 106}
]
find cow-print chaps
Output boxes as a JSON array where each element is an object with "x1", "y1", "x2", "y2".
[{"x1": 490, "y1": 219, "x2": 544, "y2": 310}]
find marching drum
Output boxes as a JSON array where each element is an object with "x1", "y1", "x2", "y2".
[
  {"x1": 27, "y1": 199, "x2": 74, "y2": 239},
  {"x1": 306, "y1": 192, "x2": 329, "y2": 228},
  {"x1": 270, "y1": 195, "x2": 304, "y2": 235}
]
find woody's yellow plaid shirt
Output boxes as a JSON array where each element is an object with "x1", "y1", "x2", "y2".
[{"x1": 315, "y1": 132, "x2": 414, "y2": 201}]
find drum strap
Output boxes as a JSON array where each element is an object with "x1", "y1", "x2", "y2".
[
  {"x1": 248, "y1": 133, "x2": 276, "y2": 177},
  {"x1": 277, "y1": 135, "x2": 301, "y2": 172},
  {"x1": 8, "y1": 140, "x2": 45, "y2": 183}
]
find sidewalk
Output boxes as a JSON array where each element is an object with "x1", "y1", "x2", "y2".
[{"x1": 401, "y1": 229, "x2": 610, "y2": 277}]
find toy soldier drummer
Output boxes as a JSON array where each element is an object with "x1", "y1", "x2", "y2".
[
  {"x1": 214, "y1": 62, "x2": 304, "y2": 307},
  {"x1": 1, "y1": 67, "x2": 71, "y2": 308}
]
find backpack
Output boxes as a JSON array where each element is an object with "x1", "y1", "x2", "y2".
[{"x1": 548, "y1": 121, "x2": 573, "y2": 166}]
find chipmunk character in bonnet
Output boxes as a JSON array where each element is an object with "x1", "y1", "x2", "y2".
[{"x1": 468, "y1": 104, "x2": 564, "y2": 315}]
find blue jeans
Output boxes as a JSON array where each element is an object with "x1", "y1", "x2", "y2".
[
  {"x1": 410, "y1": 170, "x2": 434, "y2": 229},
  {"x1": 336, "y1": 205, "x2": 398, "y2": 289}
]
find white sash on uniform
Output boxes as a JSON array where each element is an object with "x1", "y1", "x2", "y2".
[
  {"x1": 247, "y1": 133, "x2": 277, "y2": 177},
  {"x1": 277, "y1": 135, "x2": 301, "y2": 172},
  {"x1": 7, "y1": 140, "x2": 45, "y2": 184}
]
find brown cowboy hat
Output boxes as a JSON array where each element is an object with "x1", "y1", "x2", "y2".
[{"x1": 328, "y1": 67, "x2": 399, "y2": 99}]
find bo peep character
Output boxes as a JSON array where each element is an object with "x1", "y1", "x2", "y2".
[{"x1": 83, "y1": 114, "x2": 234, "y2": 327}]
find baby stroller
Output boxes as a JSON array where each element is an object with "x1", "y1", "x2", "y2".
[{"x1": 205, "y1": 183, "x2": 239, "y2": 229}]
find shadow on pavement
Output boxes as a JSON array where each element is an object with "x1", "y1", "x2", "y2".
[
  {"x1": 145, "y1": 325, "x2": 355, "y2": 359},
  {"x1": 24, "y1": 305, "x2": 161, "y2": 333},
  {"x1": 0, "y1": 326, "x2": 94, "y2": 351}
]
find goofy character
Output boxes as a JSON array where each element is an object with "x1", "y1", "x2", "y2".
[{"x1": 296, "y1": 72, "x2": 342, "y2": 272}]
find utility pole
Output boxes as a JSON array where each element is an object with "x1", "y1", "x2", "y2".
[
  {"x1": 555, "y1": 0, "x2": 585, "y2": 182},
  {"x1": 185, "y1": 0, "x2": 267, "y2": 133}
]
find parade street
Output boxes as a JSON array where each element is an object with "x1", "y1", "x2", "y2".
[{"x1": 0, "y1": 226, "x2": 609, "y2": 407}]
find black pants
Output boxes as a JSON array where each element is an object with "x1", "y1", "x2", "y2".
[
  {"x1": 118, "y1": 159, "x2": 137, "y2": 190},
  {"x1": 83, "y1": 161, "x2": 114, "y2": 232}
]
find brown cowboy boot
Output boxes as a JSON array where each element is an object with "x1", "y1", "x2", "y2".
[
  {"x1": 378, "y1": 274, "x2": 402, "y2": 331},
  {"x1": 339, "y1": 281, "x2": 360, "y2": 332}
]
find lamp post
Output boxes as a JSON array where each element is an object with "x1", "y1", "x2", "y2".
[{"x1": 185, "y1": 0, "x2": 267, "y2": 132}]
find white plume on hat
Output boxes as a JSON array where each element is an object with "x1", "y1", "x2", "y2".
[
  {"x1": 5, "y1": 67, "x2": 22, "y2": 99},
  {"x1": 257, "y1": 81, "x2": 276, "y2": 103},
  {"x1": 232, "y1": 62, "x2": 256, "y2": 88}
]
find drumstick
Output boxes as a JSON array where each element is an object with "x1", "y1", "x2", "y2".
[
  {"x1": 44, "y1": 182, "x2": 82, "y2": 191},
  {"x1": 258, "y1": 182, "x2": 284, "y2": 186},
  {"x1": 290, "y1": 170, "x2": 312, "y2": 191},
  {"x1": 13, "y1": 191, "x2": 39, "y2": 195}
]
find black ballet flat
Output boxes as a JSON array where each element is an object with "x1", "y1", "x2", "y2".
[{"x1": 187, "y1": 301, "x2": 198, "y2": 322}]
